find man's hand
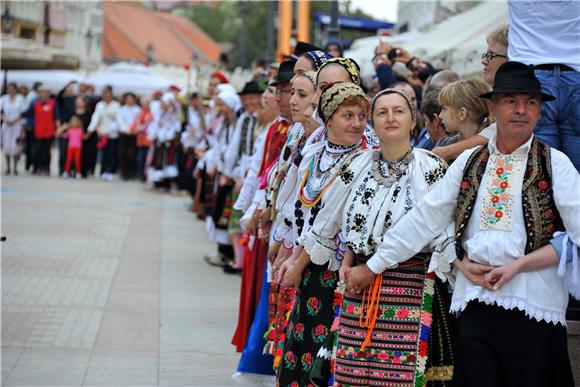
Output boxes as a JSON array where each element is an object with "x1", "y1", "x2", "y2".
[
  {"x1": 392, "y1": 46, "x2": 412, "y2": 64},
  {"x1": 345, "y1": 264, "x2": 376, "y2": 295},
  {"x1": 454, "y1": 255, "x2": 494, "y2": 289},
  {"x1": 484, "y1": 260, "x2": 522, "y2": 291}
]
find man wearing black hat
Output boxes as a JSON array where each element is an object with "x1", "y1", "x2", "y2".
[{"x1": 345, "y1": 61, "x2": 579, "y2": 386}]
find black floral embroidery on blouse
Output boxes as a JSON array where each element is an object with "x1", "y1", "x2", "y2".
[
  {"x1": 384, "y1": 210, "x2": 393, "y2": 229},
  {"x1": 361, "y1": 188, "x2": 375, "y2": 205},
  {"x1": 308, "y1": 201, "x2": 323, "y2": 227},
  {"x1": 352, "y1": 214, "x2": 366, "y2": 233},
  {"x1": 294, "y1": 199, "x2": 305, "y2": 235},
  {"x1": 391, "y1": 186, "x2": 401, "y2": 203},
  {"x1": 340, "y1": 167, "x2": 354, "y2": 184},
  {"x1": 424, "y1": 165, "x2": 446, "y2": 186}
]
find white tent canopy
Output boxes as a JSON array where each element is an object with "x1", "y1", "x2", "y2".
[
  {"x1": 0, "y1": 70, "x2": 83, "y2": 94},
  {"x1": 85, "y1": 62, "x2": 178, "y2": 96},
  {"x1": 346, "y1": 2, "x2": 508, "y2": 81}
]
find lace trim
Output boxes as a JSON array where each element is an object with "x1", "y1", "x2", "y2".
[
  {"x1": 299, "y1": 232, "x2": 336, "y2": 266},
  {"x1": 428, "y1": 237, "x2": 456, "y2": 283},
  {"x1": 450, "y1": 295, "x2": 567, "y2": 326}
]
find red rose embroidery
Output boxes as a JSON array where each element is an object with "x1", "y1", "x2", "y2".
[
  {"x1": 314, "y1": 324, "x2": 325, "y2": 336},
  {"x1": 323, "y1": 270, "x2": 333, "y2": 281},
  {"x1": 495, "y1": 210, "x2": 503, "y2": 219},
  {"x1": 308, "y1": 297, "x2": 319, "y2": 309},
  {"x1": 500, "y1": 181, "x2": 508, "y2": 189},
  {"x1": 538, "y1": 180, "x2": 549, "y2": 190},
  {"x1": 295, "y1": 323, "x2": 304, "y2": 334},
  {"x1": 547, "y1": 223, "x2": 555, "y2": 233},
  {"x1": 544, "y1": 209, "x2": 554, "y2": 219},
  {"x1": 491, "y1": 196, "x2": 499, "y2": 204},
  {"x1": 496, "y1": 167, "x2": 504, "y2": 175},
  {"x1": 461, "y1": 180, "x2": 470, "y2": 189}
]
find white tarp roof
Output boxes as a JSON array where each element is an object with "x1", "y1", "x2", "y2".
[
  {"x1": 346, "y1": 1, "x2": 509, "y2": 80},
  {"x1": 85, "y1": 62, "x2": 176, "y2": 96},
  {"x1": 0, "y1": 70, "x2": 83, "y2": 94}
]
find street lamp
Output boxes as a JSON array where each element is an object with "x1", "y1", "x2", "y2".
[
  {"x1": 1, "y1": 7, "x2": 14, "y2": 34},
  {"x1": 84, "y1": 29, "x2": 93, "y2": 56},
  {"x1": 146, "y1": 43, "x2": 154, "y2": 65}
]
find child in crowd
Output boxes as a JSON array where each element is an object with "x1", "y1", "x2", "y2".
[{"x1": 59, "y1": 115, "x2": 89, "y2": 178}]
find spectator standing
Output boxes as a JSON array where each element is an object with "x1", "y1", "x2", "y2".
[
  {"x1": 56, "y1": 82, "x2": 77, "y2": 175},
  {"x1": 1, "y1": 83, "x2": 25, "y2": 175},
  {"x1": 31, "y1": 86, "x2": 58, "y2": 175},
  {"x1": 87, "y1": 85, "x2": 121, "y2": 181},
  {"x1": 131, "y1": 96, "x2": 154, "y2": 182},
  {"x1": 22, "y1": 82, "x2": 41, "y2": 173},
  {"x1": 72, "y1": 96, "x2": 95, "y2": 178},
  {"x1": 59, "y1": 115, "x2": 87, "y2": 178},
  {"x1": 507, "y1": 0, "x2": 580, "y2": 171},
  {"x1": 482, "y1": 25, "x2": 509, "y2": 87},
  {"x1": 117, "y1": 92, "x2": 141, "y2": 180}
]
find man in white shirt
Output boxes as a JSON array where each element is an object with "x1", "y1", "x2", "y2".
[
  {"x1": 346, "y1": 62, "x2": 578, "y2": 386},
  {"x1": 508, "y1": 0, "x2": 580, "y2": 172}
]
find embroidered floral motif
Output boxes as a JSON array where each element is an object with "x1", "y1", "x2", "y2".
[
  {"x1": 352, "y1": 214, "x2": 366, "y2": 233},
  {"x1": 319, "y1": 269, "x2": 336, "y2": 288},
  {"x1": 312, "y1": 324, "x2": 328, "y2": 343},
  {"x1": 340, "y1": 168, "x2": 354, "y2": 184},
  {"x1": 294, "y1": 322, "x2": 305, "y2": 341},
  {"x1": 306, "y1": 297, "x2": 320, "y2": 316},
  {"x1": 480, "y1": 155, "x2": 523, "y2": 231},
  {"x1": 424, "y1": 165, "x2": 446, "y2": 186},
  {"x1": 302, "y1": 268, "x2": 311, "y2": 287},
  {"x1": 360, "y1": 188, "x2": 375, "y2": 205},
  {"x1": 300, "y1": 352, "x2": 313, "y2": 371},
  {"x1": 284, "y1": 351, "x2": 297, "y2": 370}
]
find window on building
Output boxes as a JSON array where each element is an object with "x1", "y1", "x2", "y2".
[{"x1": 19, "y1": 27, "x2": 36, "y2": 40}]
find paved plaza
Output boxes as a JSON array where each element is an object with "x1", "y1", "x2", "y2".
[{"x1": 1, "y1": 172, "x2": 244, "y2": 386}]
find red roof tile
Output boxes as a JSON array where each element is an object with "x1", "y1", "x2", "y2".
[{"x1": 103, "y1": 2, "x2": 221, "y2": 66}]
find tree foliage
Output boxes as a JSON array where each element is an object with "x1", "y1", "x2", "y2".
[{"x1": 185, "y1": 0, "x2": 375, "y2": 68}]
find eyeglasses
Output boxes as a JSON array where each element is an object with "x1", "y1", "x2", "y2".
[
  {"x1": 481, "y1": 51, "x2": 507, "y2": 61},
  {"x1": 274, "y1": 89, "x2": 292, "y2": 97}
]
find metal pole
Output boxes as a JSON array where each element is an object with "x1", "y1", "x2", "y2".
[
  {"x1": 239, "y1": 1, "x2": 247, "y2": 68},
  {"x1": 328, "y1": 0, "x2": 339, "y2": 40},
  {"x1": 266, "y1": 1, "x2": 274, "y2": 64}
]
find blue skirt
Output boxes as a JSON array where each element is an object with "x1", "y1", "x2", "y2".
[{"x1": 237, "y1": 263, "x2": 275, "y2": 375}]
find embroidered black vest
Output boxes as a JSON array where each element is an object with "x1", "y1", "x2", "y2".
[{"x1": 455, "y1": 138, "x2": 563, "y2": 259}]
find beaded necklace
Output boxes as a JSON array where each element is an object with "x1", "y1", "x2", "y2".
[
  {"x1": 370, "y1": 147, "x2": 414, "y2": 187},
  {"x1": 299, "y1": 140, "x2": 359, "y2": 207}
]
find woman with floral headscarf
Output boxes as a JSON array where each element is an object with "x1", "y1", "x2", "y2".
[
  {"x1": 275, "y1": 82, "x2": 370, "y2": 386},
  {"x1": 301, "y1": 88, "x2": 456, "y2": 386}
]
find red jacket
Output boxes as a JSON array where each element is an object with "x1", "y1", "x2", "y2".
[{"x1": 34, "y1": 99, "x2": 56, "y2": 139}]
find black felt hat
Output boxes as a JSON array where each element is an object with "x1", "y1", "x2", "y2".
[
  {"x1": 239, "y1": 80, "x2": 266, "y2": 95},
  {"x1": 294, "y1": 41, "x2": 321, "y2": 56},
  {"x1": 269, "y1": 60, "x2": 296, "y2": 86},
  {"x1": 480, "y1": 61, "x2": 556, "y2": 102}
]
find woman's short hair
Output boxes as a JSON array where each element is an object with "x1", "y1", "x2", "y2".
[{"x1": 486, "y1": 24, "x2": 509, "y2": 47}]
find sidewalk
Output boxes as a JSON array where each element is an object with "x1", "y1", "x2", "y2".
[{"x1": 1, "y1": 173, "x2": 244, "y2": 386}]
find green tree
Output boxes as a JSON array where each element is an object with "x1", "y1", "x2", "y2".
[{"x1": 185, "y1": 0, "x2": 377, "y2": 68}]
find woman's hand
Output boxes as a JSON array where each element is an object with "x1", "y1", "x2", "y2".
[
  {"x1": 344, "y1": 264, "x2": 376, "y2": 294},
  {"x1": 267, "y1": 242, "x2": 281, "y2": 264},
  {"x1": 281, "y1": 260, "x2": 305, "y2": 288},
  {"x1": 339, "y1": 249, "x2": 355, "y2": 282}
]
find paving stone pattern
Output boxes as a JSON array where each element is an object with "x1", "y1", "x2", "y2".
[{"x1": 2, "y1": 174, "x2": 243, "y2": 386}]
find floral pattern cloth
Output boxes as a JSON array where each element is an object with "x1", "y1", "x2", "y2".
[
  {"x1": 480, "y1": 154, "x2": 524, "y2": 231},
  {"x1": 277, "y1": 263, "x2": 338, "y2": 387}
]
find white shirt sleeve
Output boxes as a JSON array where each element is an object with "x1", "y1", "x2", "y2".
[
  {"x1": 366, "y1": 149, "x2": 472, "y2": 274},
  {"x1": 87, "y1": 102, "x2": 103, "y2": 133},
  {"x1": 234, "y1": 129, "x2": 267, "y2": 212},
  {"x1": 551, "y1": 149, "x2": 580, "y2": 247}
]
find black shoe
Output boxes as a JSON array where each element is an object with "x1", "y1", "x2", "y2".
[{"x1": 223, "y1": 264, "x2": 242, "y2": 274}]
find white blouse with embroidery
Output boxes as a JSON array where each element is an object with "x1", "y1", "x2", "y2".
[
  {"x1": 366, "y1": 135, "x2": 580, "y2": 325},
  {"x1": 299, "y1": 148, "x2": 454, "y2": 272}
]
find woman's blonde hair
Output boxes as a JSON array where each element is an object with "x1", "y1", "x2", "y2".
[
  {"x1": 438, "y1": 76, "x2": 491, "y2": 132},
  {"x1": 486, "y1": 24, "x2": 509, "y2": 47}
]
